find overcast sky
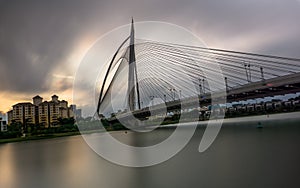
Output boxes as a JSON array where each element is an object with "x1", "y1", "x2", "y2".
[{"x1": 0, "y1": 0, "x2": 300, "y2": 116}]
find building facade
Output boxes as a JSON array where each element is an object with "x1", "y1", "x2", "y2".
[
  {"x1": 7, "y1": 95, "x2": 78, "y2": 128},
  {"x1": 38, "y1": 101, "x2": 49, "y2": 127},
  {"x1": 7, "y1": 110, "x2": 13, "y2": 125},
  {"x1": 11, "y1": 102, "x2": 36, "y2": 125},
  {"x1": 0, "y1": 118, "x2": 7, "y2": 132}
]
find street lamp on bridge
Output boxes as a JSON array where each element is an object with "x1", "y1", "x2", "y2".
[
  {"x1": 179, "y1": 90, "x2": 182, "y2": 100},
  {"x1": 149, "y1": 95, "x2": 155, "y2": 106},
  {"x1": 169, "y1": 88, "x2": 176, "y2": 101}
]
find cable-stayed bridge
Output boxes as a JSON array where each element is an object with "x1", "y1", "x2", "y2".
[{"x1": 96, "y1": 20, "x2": 300, "y2": 121}]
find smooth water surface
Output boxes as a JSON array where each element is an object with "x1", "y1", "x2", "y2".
[{"x1": 1, "y1": 113, "x2": 300, "y2": 188}]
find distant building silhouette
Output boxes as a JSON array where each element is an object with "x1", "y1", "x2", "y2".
[{"x1": 69, "y1": 104, "x2": 82, "y2": 119}]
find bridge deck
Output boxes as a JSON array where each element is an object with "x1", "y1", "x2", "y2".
[{"x1": 109, "y1": 72, "x2": 300, "y2": 122}]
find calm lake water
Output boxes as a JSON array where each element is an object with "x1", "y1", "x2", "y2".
[{"x1": 1, "y1": 113, "x2": 300, "y2": 188}]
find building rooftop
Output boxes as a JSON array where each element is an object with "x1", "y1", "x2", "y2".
[
  {"x1": 33, "y1": 95, "x2": 43, "y2": 99},
  {"x1": 13, "y1": 102, "x2": 34, "y2": 107}
]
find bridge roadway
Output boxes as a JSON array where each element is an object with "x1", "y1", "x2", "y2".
[{"x1": 109, "y1": 72, "x2": 300, "y2": 122}]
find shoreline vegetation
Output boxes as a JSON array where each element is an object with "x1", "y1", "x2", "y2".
[
  {"x1": 0, "y1": 132, "x2": 81, "y2": 144},
  {"x1": 1, "y1": 110, "x2": 300, "y2": 144}
]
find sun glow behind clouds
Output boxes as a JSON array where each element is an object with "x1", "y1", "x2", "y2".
[
  {"x1": 0, "y1": 35, "x2": 96, "y2": 114},
  {"x1": 52, "y1": 74, "x2": 74, "y2": 79}
]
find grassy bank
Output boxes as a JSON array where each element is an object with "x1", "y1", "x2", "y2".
[
  {"x1": 0, "y1": 129, "x2": 120, "y2": 144},
  {"x1": 0, "y1": 132, "x2": 81, "y2": 144}
]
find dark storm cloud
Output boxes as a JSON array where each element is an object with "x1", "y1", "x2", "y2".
[
  {"x1": 0, "y1": 0, "x2": 299, "y2": 95},
  {"x1": 0, "y1": 0, "x2": 106, "y2": 93},
  {"x1": 161, "y1": 0, "x2": 300, "y2": 57}
]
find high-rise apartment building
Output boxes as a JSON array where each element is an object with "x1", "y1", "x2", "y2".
[
  {"x1": 7, "y1": 95, "x2": 78, "y2": 128},
  {"x1": 38, "y1": 101, "x2": 49, "y2": 127},
  {"x1": 12, "y1": 102, "x2": 36, "y2": 125}
]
